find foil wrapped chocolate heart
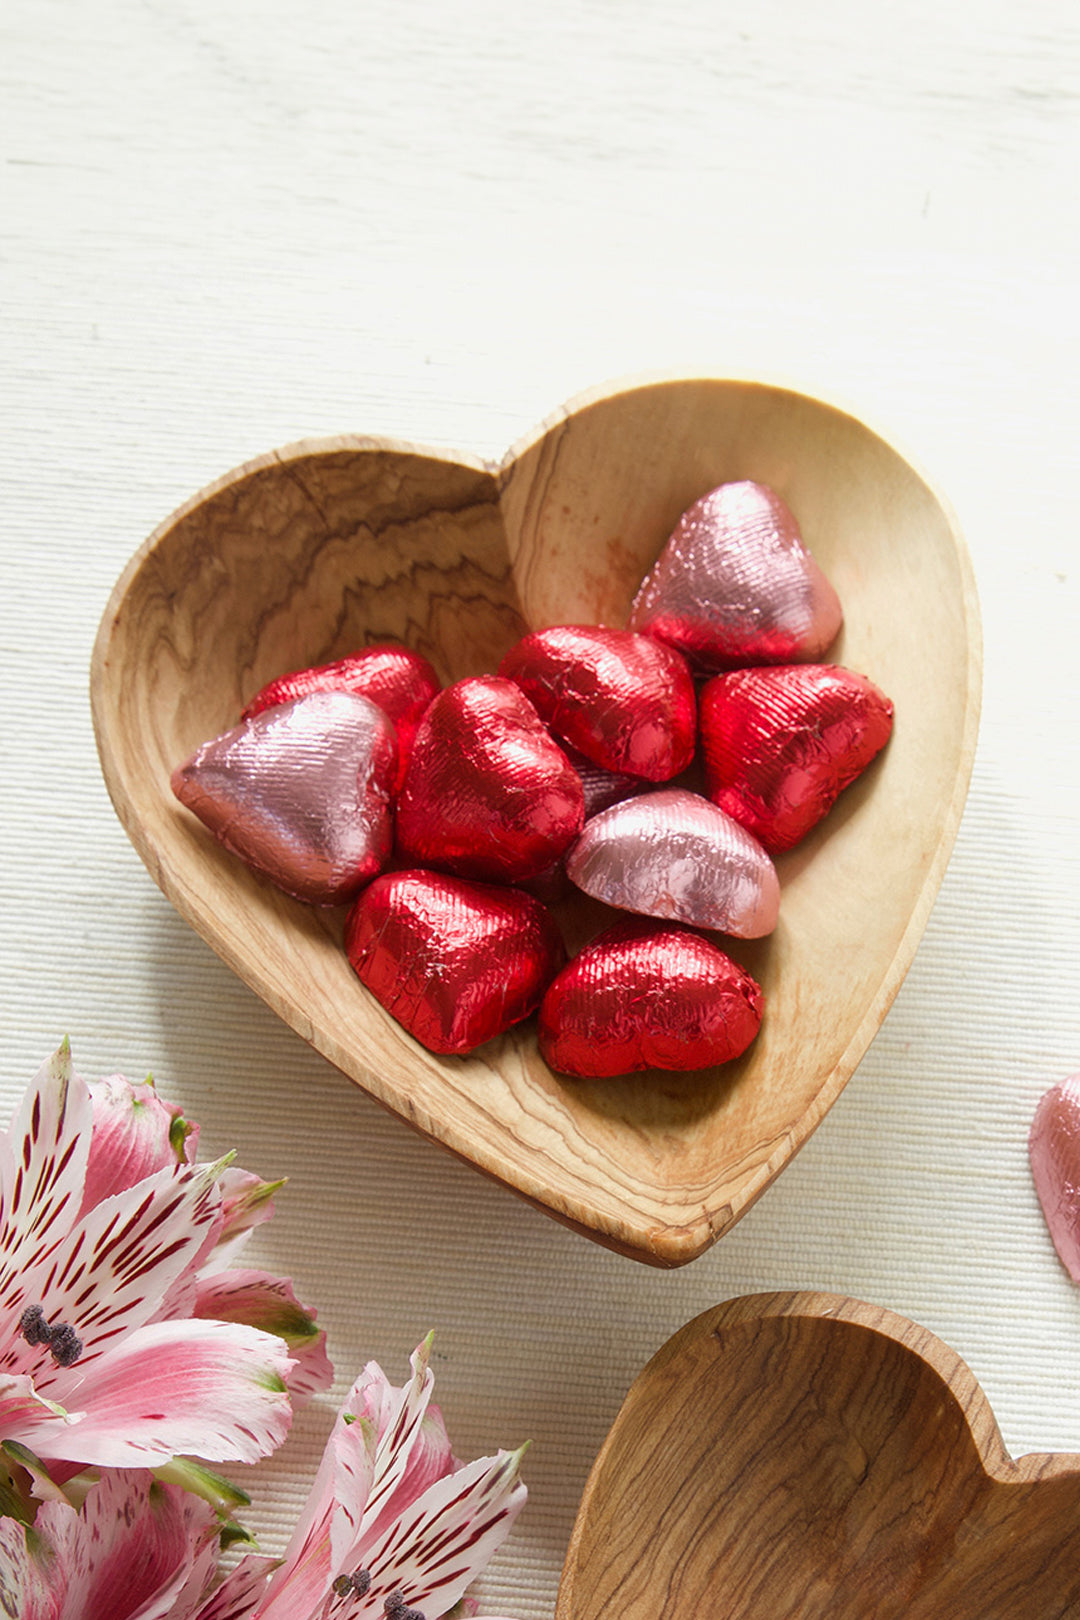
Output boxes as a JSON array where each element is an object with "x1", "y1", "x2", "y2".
[
  {"x1": 498, "y1": 625, "x2": 697, "y2": 781},
  {"x1": 700, "y1": 664, "x2": 895, "y2": 853},
  {"x1": 345, "y1": 869, "x2": 566, "y2": 1054},
  {"x1": 566, "y1": 787, "x2": 780, "y2": 938},
  {"x1": 539, "y1": 918, "x2": 763, "y2": 1078},
  {"x1": 171, "y1": 690, "x2": 397, "y2": 905},
  {"x1": 628, "y1": 479, "x2": 843, "y2": 670},
  {"x1": 395, "y1": 675, "x2": 585, "y2": 883},
  {"x1": 241, "y1": 644, "x2": 441, "y2": 789},
  {"x1": 1029, "y1": 1075, "x2": 1080, "y2": 1282}
]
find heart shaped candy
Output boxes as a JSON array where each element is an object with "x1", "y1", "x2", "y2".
[
  {"x1": 171, "y1": 690, "x2": 397, "y2": 905},
  {"x1": 629, "y1": 478, "x2": 843, "y2": 669},
  {"x1": 1029, "y1": 1074, "x2": 1080, "y2": 1281},
  {"x1": 566, "y1": 787, "x2": 780, "y2": 938},
  {"x1": 700, "y1": 664, "x2": 895, "y2": 853},
  {"x1": 498, "y1": 625, "x2": 696, "y2": 781},
  {"x1": 395, "y1": 675, "x2": 585, "y2": 882},
  {"x1": 92, "y1": 376, "x2": 980, "y2": 1265},
  {"x1": 344, "y1": 869, "x2": 565, "y2": 1055},
  {"x1": 558, "y1": 1293, "x2": 1080, "y2": 1618},
  {"x1": 539, "y1": 918, "x2": 762, "y2": 1078},
  {"x1": 242, "y1": 644, "x2": 441, "y2": 789}
]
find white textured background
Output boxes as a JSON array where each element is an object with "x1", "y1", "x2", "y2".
[{"x1": 3, "y1": 0, "x2": 1080, "y2": 1610}]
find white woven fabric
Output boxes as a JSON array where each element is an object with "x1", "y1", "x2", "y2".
[{"x1": 3, "y1": 2, "x2": 1080, "y2": 1611}]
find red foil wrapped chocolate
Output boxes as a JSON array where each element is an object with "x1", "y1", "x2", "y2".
[
  {"x1": 700, "y1": 664, "x2": 894, "y2": 854},
  {"x1": 241, "y1": 644, "x2": 441, "y2": 789},
  {"x1": 539, "y1": 917, "x2": 763, "y2": 1077},
  {"x1": 345, "y1": 868, "x2": 566, "y2": 1055},
  {"x1": 498, "y1": 625, "x2": 696, "y2": 781},
  {"x1": 171, "y1": 690, "x2": 397, "y2": 905},
  {"x1": 395, "y1": 675, "x2": 585, "y2": 883},
  {"x1": 628, "y1": 480, "x2": 843, "y2": 670}
]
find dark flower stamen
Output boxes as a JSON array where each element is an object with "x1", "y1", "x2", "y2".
[
  {"x1": 332, "y1": 1569, "x2": 373, "y2": 1599},
  {"x1": 18, "y1": 1303, "x2": 84, "y2": 1366},
  {"x1": 383, "y1": 1596, "x2": 425, "y2": 1620}
]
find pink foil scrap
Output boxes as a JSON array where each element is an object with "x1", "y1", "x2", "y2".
[
  {"x1": 171, "y1": 689, "x2": 397, "y2": 906},
  {"x1": 565, "y1": 787, "x2": 780, "y2": 938},
  {"x1": 1029, "y1": 1075, "x2": 1080, "y2": 1282},
  {"x1": 628, "y1": 479, "x2": 843, "y2": 670}
]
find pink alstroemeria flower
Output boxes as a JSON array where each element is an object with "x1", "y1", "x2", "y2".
[
  {"x1": 0, "y1": 1342, "x2": 526, "y2": 1620},
  {"x1": 0, "y1": 1041, "x2": 330, "y2": 1470}
]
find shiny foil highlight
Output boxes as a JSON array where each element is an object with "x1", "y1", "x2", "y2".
[
  {"x1": 345, "y1": 868, "x2": 566, "y2": 1055},
  {"x1": 241, "y1": 644, "x2": 441, "y2": 789},
  {"x1": 539, "y1": 918, "x2": 763, "y2": 1078},
  {"x1": 628, "y1": 479, "x2": 843, "y2": 669},
  {"x1": 395, "y1": 675, "x2": 585, "y2": 883},
  {"x1": 171, "y1": 690, "x2": 397, "y2": 905},
  {"x1": 566, "y1": 787, "x2": 780, "y2": 937},
  {"x1": 1030, "y1": 1075, "x2": 1080, "y2": 1282},
  {"x1": 498, "y1": 625, "x2": 696, "y2": 781},
  {"x1": 700, "y1": 664, "x2": 894, "y2": 853}
]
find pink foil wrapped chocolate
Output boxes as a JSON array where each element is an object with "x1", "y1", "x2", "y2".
[
  {"x1": 539, "y1": 917, "x2": 764, "y2": 1078},
  {"x1": 628, "y1": 479, "x2": 843, "y2": 670},
  {"x1": 498, "y1": 624, "x2": 696, "y2": 781},
  {"x1": 700, "y1": 664, "x2": 894, "y2": 853},
  {"x1": 345, "y1": 868, "x2": 566, "y2": 1055},
  {"x1": 395, "y1": 675, "x2": 585, "y2": 883},
  {"x1": 241, "y1": 644, "x2": 441, "y2": 789},
  {"x1": 565, "y1": 787, "x2": 780, "y2": 938},
  {"x1": 1030, "y1": 1075, "x2": 1080, "y2": 1281},
  {"x1": 171, "y1": 689, "x2": 397, "y2": 905}
]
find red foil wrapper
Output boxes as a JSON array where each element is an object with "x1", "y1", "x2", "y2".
[
  {"x1": 1030, "y1": 1075, "x2": 1080, "y2": 1282},
  {"x1": 171, "y1": 690, "x2": 397, "y2": 905},
  {"x1": 395, "y1": 676, "x2": 585, "y2": 883},
  {"x1": 539, "y1": 917, "x2": 763, "y2": 1077},
  {"x1": 628, "y1": 480, "x2": 843, "y2": 670},
  {"x1": 700, "y1": 664, "x2": 894, "y2": 854},
  {"x1": 241, "y1": 644, "x2": 441, "y2": 789},
  {"x1": 345, "y1": 868, "x2": 566, "y2": 1055},
  {"x1": 498, "y1": 625, "x2": 696, "y2": 781},
  {"x1": 566, "y1": 787, "x2": 780, "y2": 939}
]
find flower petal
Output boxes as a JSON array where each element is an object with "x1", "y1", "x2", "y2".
[
  {"x1": 349, "y1": 1445, "x2": 527, "y2": 1619},
  {"x1": 0, "y1": 1042, "x2": 91, "y2": 1335},
  {"x1": 182, "y1": 1556, "x2": 277, "y2": 1620},
  {"x1": 198, "y1": 1171, "x2": 284, "y2": 1276},
  {"x1": 16, "y1": 1161, "x2": 226, "y2": 1389},
  {"x1": 34, "y1": 1469, "x2": 219, "y2": 1620},
  {"x1": 80, "y1": 1074, "x2": 191, "y2": 1214},
  {"x1": 193, "y1": 1269, "x2": 333, "y2": 1405},
  {"x1": 25, "y1": 1319, "x2": 294, "y2": 1467},
  {"x1": 0, "y1": 1514, "x2": 62, "y2": 1620}
]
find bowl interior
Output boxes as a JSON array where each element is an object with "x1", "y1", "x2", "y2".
[
  {"x1": 556, "y1": 1293, "x2": 1080, "y2": 1618},
  {"x1": 91, "y1": 377, "x2": 980, "y2": 1266}
]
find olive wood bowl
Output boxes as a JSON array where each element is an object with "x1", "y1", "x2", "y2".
[
  {"x1": 557, "y1": 1292, "x2": 1080, "y2": 1619},
  {"x1": 90, "y1": 375, "x2": 981, "y2": 1266}
]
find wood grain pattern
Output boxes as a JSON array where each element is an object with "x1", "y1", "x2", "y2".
[
  {"x1": 557, "y1": 1292, "x2": 1080, "y2": 1619},
  {"x1": 89, "y1": 375, "x2": 981, "y2": 1266}
]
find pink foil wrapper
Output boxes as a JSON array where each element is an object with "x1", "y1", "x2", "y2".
[
  {"x1": 565, "y1": 787, "x2": 780, "y2": 938},
  {"x1": 1030, "y1": 1074, "x2": 1080, "y2": 1281},
  {"x1": 171, "y1": 690, "x2": 397, "y2": 906},
  {"x1": 628, "y1": 479, "x2": 843, "y2": 670}
]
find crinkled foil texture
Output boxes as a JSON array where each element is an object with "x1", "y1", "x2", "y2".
[
  {"x1": 1030, "y1": 1075, "x2": 1080, "y2": 1282},
  {"x1": 171, "y1": 690, "x2": 397, "y2": 905},
  {"x1": 629, "y1": 479, "x2": 843, "y2": 669},
  {"x1": 700, "y1": 664, "x2": 894, "y2": 853},
  {"x1": 539, "y1": 918, "x2": 763, "y2": 1077},
  {"x1": 566, "y1": 787, "x2": 780, "y2": 938},
  {"x1": 345, "y1": 869, "x2": 566, "y2": 1054}
]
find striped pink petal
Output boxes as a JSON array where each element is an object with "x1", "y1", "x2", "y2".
[
  {"x1": 0, "y1": 1514, "x2": 59, "y2": 1620},
  {"x1": 80, "y1": 1073, "x2": 193, "y2": 1214},
  {"x1": 178, "y1": 1554, "x2": 277, "y2": 1620},
  {"x1": 193, "y1": 1269, "x2": 333, "y2": 1405},
  {"x1": 24, "y1": 1317, "x2": 294, "y2": 1466}
]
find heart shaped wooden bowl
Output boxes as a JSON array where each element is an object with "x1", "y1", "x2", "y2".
[
  {"x1": 558, "y1": 1292, "x2": 1080, "y2": 1619},
  {"x1": 90, "y1": 376, "x2": 980, "y2": 1267}
]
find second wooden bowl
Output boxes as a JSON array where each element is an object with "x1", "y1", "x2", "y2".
[{"x1": 90, "y1": 375, "x2": 981, "y2": 1266}]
